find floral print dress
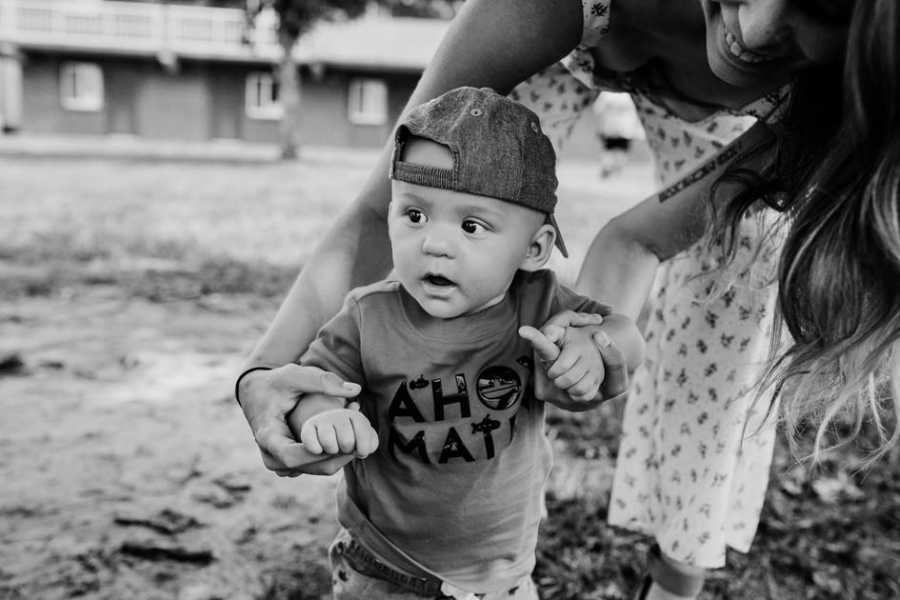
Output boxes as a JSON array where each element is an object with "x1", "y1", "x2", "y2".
[{"x1": 509, "y1": 0, "x2": 789, "y2": 568}]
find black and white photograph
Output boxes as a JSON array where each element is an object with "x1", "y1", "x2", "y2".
[{"x1": 0, "y1": 0, "x2": 897, "y2": 598}]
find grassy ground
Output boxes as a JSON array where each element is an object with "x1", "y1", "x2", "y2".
[
  {"x1": 538, "y1": 406, "x2": 900, "y2": 600},
  {"x1": 0, "y1": 153, "x2": 897, "y2": 599}
]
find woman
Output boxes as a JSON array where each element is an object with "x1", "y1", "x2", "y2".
[{"x1": 235, "y1": 1, "x2": 899, "y2": 598}]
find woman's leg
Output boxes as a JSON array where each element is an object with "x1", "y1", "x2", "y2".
[
  {"x1": 640, "y1": 546, "x2": 706, "y2": 600},
  {"x1": 610, "y1": 212, "x2": 783, "y2": 592}
]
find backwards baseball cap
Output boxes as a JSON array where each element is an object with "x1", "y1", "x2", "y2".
[{"x1": 390, "y1": 86, "x2": 567, "y2": 257}]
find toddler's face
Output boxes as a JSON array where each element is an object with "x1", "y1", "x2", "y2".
[{"x1": 388, "y1": 180, "x2": 544, "y2": 319}]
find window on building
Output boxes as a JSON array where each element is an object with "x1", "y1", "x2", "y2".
[
  {"x1": 60, "y1": 62, "x2": 103, "y2": 112},
  {"x1": 348, "y1": 78, "x2": 387, "y2": 126},
  {"x1": 245, "y1": 72, "x2": 282, "y2": 120}
]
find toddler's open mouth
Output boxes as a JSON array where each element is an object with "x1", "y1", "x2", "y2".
[{"x1": 424, "y1": 274, "x2": 454, "y2": 287}]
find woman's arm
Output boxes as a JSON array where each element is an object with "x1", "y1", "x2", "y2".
[
  {"x1": 577, "y1": 120, "x2": 777, "y2": 319},
  {"x1": 577, "y1": 218, "x2": 662, "y2": 322},
  {"x1": 237, "y1": 0, "x2": 586, "y2": 475}
]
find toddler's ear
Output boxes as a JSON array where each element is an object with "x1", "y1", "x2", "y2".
[{"x1": 519, "y1": 223, "x2": 556, "y2": 271}]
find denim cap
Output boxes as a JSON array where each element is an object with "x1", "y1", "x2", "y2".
[{"x1": 390, "y1": 86, "x2": 567, "y2": 257}]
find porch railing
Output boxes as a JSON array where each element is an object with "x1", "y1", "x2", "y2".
[
  {"x1": 0, "y1": 0, "x2": 446, "y2": 70},
  {"x1": 0, "y1": 0, "x2": 278, "y2": 61}
]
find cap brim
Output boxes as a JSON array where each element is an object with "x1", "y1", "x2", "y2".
[{"x1": 548, "y1": 213, "x2": 568, "y2": 258}]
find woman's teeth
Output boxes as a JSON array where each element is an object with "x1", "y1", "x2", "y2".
[{"x1": 724, "y1": 30, "x2": 768, "y2": 64}]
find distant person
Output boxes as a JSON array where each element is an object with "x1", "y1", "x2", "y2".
[
  {"x1": 593, "y1": 92, "x2": 644, "y2": 178},
  {"x1": 287, "y1": 87, "x2": 643, "y2": 599}
]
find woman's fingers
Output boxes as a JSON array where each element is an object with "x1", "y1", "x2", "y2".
[
  {"x1": 274, "y1": 363, "x2": 361, "y2": 398},
  {"x1": 267, "y1": 453, "x2": 355, "y2": 477},
  {"x1": 299, "y1": 454, "x2": 356, "y2": 476},
  {"x1": 561, "y1": 369, "x2": 600, "y2": 400},
  {"x1": 594, "y1": 331, "x2": 629, "y2": 400},
  {"x1": 551, "y1": 357, "x2": 587, "y2": 389},
  {"x1": 541, "y1": 310, "x2": 605, "y2": 335},
  {"x1": 254, "y1": 421, "x2": 297, "y2": 462},
  {"x1": 258, "y1": 424, "x2": 327, "y2": 470},
  {"x1": 568, "y1": 380, "x2": 600, "y2": 402}
]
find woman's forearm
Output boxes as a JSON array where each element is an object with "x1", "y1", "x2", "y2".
[
  {"x1": 577, "y1": 121, "x2": 780, "y2": 320},
  {"x1": 576, "y1": 219, "x2": 660, "y2": 322},
  {"x1": 244, "y1": 148, "x2": 394, "y2": 369}
]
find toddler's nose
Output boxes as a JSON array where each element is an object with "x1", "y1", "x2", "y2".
[{"x1": 421, "y1": 231, "x2": 455, "y2": 258}]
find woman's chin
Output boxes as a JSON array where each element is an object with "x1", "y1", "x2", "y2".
[
  {"x1": 705, "y1": 39, "x2": 790, "y2": 91},
  {"x1": 707, "y1": 52, "x2": 764, "y2": 88},
  {"x1": 703, "y1": 12, "x2": 793, "y2": 92}
]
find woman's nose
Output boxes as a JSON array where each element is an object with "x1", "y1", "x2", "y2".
[{"x1": 738, "y1": 0, "x2": 792, "y2": 50}]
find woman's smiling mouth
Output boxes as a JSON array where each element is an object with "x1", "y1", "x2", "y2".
[
  {"x1": 723, "y1": 29, "x2": 770, "y2": 63},
  {"x1": 713, "y1": 3, "x2": 797, "y2": 70}
]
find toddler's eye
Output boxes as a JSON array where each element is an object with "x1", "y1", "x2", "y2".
[
  {"x1": 406, "y1": 209, "x2": 426, "y2": 224},
  {"x1": 461, "y1": 219, "x2": 486, "y2": 234}
]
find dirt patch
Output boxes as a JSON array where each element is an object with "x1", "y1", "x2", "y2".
[{"x1": 0, "y1": 287, "x2": 342, "y2": 599}]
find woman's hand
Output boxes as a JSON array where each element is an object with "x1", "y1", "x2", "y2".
[
  {"x1": 548, "y1": 311, "x2": 630, "y2": 401},
  {"x1": 236, "y1": 364, "x2": 361, "y2": 477}
]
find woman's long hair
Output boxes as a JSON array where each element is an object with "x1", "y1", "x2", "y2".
[{"x1": 714, "y1": 0, "x2": 900, "y2": 464}]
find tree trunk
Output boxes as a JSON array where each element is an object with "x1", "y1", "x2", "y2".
[{"x1": 277, "y1": 30, "x2": 300, "y2": 160}]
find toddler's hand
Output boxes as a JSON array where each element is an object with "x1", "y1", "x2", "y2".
[
  {"x1": 520, "y1": 324, "x2": 605, "y2": 403},
  {"x1": 299, "y1": 404, "x2": 379, "y2": 458}
]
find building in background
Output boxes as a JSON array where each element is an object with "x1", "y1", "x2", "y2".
[
  {"x1": 0, "y1": 0, "x2": 603, "y2": 155},
  {"x1": 0, "y1": 0, "x2": 445, "y2": 148}
]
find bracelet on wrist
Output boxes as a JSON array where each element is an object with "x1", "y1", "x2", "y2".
[
  {"x1": 603, "y1": 390, "x2": 629, "y2": 403},
  {"x1": 234, "y1": 366, "x2": 274, "y2": 407}
]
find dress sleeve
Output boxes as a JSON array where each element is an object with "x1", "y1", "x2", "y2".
[
  {"x1": 299, "y1": 296, "x2": 365, "y2": 386},
  {"x1": 509, "y1": 62, "x2": 599, "y2": 156},
  {"x1": 630, "y1": 87, "x2": 790, "y2": 186},
  {"x1": 506, "y1": 0, "x2": 613, "y2": 155},
  {"x1": 580, "y1": 0, "x2": 612, "y2": 47}
]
